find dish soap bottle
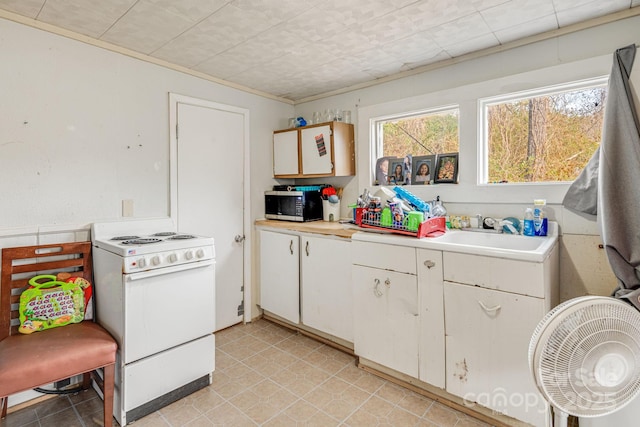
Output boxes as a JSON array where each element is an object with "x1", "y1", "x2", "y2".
[
  {"x1": 533, "y1": 199, "x2": 548, "y2": 236},
  {"x1": 523, "y1": 208, "x2": 534, "y2": 236}
]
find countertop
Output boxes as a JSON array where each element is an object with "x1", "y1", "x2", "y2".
[{"x1": 255, "y1": 219, "x2": 358, "y2": 239}]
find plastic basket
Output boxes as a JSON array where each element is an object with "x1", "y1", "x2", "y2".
[{"x1": 355, "y1": 207, "x2": 445, "y2": 238}]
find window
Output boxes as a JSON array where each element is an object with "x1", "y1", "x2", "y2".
[
  {"x1": 376, "y1": 107, "x2": 460, "y2": 158},
  {"x1": 480, "y1": 78, "x2": 607, "y2": 184}
]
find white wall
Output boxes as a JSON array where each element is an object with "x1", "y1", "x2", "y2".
[
  {"x1": 0, "y1": 17, "x2": 292, "y2": 326},
  {"x1": 295, "y1": 14, "x2": 640, "y2": 300},
  {"x1": 0, "y1": 17, "x2": 291, "y2": 231}
]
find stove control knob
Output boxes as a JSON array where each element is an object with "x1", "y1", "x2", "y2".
[
  {"x1": 185, "y1": 250, "x2": 194, "y2": 260},
  {"x1": 151, "y1": 255, "x2": 161, "y2": 266},
  {"x1": 169, "y1": 253, "x2": 178, "y2": 263},
  {"x1": 138, "y1": 258, "x2": 147, "y2": 269},
  {"x1": 196, "y1": 249, "x2": 205, "y2": 259}
]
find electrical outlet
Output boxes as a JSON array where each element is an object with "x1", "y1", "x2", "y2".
[{"x1": 122, "y1": 199, "x2": 134, "y2": 217}]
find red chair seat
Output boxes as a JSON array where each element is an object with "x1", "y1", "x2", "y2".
[{"x1": 0, "y1": 322, "x2": 117, "y2": 397}]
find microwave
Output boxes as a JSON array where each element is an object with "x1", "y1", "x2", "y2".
[{"x1": 265, "y1": 190, "x2": 323, "y2": 222}]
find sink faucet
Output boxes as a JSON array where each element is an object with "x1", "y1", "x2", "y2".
[{"x1": 475, "y1": 214, "x2": 483, "y2": 229}]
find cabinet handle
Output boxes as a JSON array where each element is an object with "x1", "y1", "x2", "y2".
[
  {"x1": 478, "y1": 300, "x2": 501, "y2": 314},
  {"x1": 424, "y1": 260, "x2": 435, "y2": 269},
  {"x1": 373, "y1": 278, "x2": 391, "y2": 297},
  {"x1": 289, "y1": 240, "x2": 293, "y2": 255},
  {"x1": 305, "y1": 241, "x2": 310, "y2": 256}
]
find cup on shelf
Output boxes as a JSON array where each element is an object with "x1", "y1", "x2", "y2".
[{"x1": 343, "y1": 110, "x2": 352, "y2": 124}]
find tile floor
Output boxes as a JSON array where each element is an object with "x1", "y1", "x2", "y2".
[{"x1": 4, "y1": 319, "x2": 495, "y2": 427}]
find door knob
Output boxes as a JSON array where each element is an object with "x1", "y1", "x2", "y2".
[
  {"x1": 234, "y1": 235, "x2": 245, "y2": 243},
  {"x1": 424, "y1": 260, "x2": 435, "y2": 269}
]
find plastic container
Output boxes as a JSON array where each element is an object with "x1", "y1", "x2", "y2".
[
  {"x1": 523, "y1": 208, "x2": 534, "y2": 236},
  {"x1": 322, "y1": 200, "x2": 340, "y2": 222},
  {"x1": 533, "y1": 199, "x2": 548, "y2": 236}
]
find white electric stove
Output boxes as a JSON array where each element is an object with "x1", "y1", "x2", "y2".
[{"x1": 91, "y1": 218, "x2": 216, "y2": 426}]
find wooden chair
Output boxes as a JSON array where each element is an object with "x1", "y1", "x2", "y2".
[{"x1": 0, "y1": 242, "x2": 117, "y2": 426}]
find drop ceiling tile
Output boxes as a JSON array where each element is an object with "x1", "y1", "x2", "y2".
[
  {"x1": 357, "y1": 8, "x2": 424, "y2": 45},
  {"x1": 494, "y1": 14, "x2": 558, "y2": 44},
  {"x1": 146, "y1": 0, "x2": 228, "y2": 22},
  {"x1": 101, "y1": 0, "x2": 194, "y2": 53},
  {"x1": 0, "y1": 0, "x2": 44, "y2": 17},
  {"x1": 152, "y1": 18, "x2": 246, "y2": 66},
  {"x1": 404, "y1": 0, "x2": 478, "y2": 30},
  {"x1": 320, "y1": 29, "x2": 378, "y2": 57},
  {"x1": 192, "y1": 54, "x2": 249, "y2": 79},
  {"x1": 442, "y1": 32, "x2": 500, "y2": 57},
  {"x1": 36, "y1": 0, "x2": 136, "y2": 38},
  {"x1": 428, "y1": 12, "x2": 493, "y2": 47},
  {"x1": 379, "y1": 30, "x2": 444, "y2": 63},
  {"x1": 481, "y1": 0, "x2": 556, "y2": 31},
  {"x1": 315, "y1": 0, "x2": 402, "y2": 26},
  {"x1": 232, "y1": 0, "x2": 314, "y2": 23},
  {"x1": 555, "y1": 0, "x2": 630, "y2": 27},
  {"x1": 282, "y1": 7, "x2": 351, "y2": 43}
]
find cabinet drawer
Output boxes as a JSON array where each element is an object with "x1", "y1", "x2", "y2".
[
  {"x1": 443, "y1": 252, "x2": 545, "y2": 297},
  {"x1": 352, "y1": 241, "x2": 416, "y2": 274}
]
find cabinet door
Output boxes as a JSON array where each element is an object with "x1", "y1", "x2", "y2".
[
  {"x1": 301, "y1": 236, "x2": 352, "y2": 342},
  {"x1": 259, "y1": 230, "x2": 299, "y2": 323},
  {"x1": 300, "y1": 125, "x2": 333, "y2": 175},
  {"x1": 353, "y1": 265, "x2": 419, "y2": 378},
  {"x1": 273, "y1": 129, "x2": 299, "y2": 176},
  {"x1": 417, "y1": 249, "x2": 445, "y2": 389},
  {"x1": 444, "y1": 282, "x2": 549, "y2": 427}
]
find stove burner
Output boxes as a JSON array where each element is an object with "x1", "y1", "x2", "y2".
[
  {"x1": 169, "y1": 234, "x2": 196, "y2": 240},
  {"x1": 152, "y1": 232, "x2": 177, "y2": 237},
  {"x1": 111, "y1": 236, "x2": 140, "y2": 241},
  {"x1": 121, "y1": 238, "x2": 162, "y2": 245}
]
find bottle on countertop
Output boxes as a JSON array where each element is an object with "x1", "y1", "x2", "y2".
[
  {"x1": 533, "y1": 199, "x2": 548, "y2": 236},
  {"x1": 523, "y1": 208, "x2": 534, "y2": 236}
]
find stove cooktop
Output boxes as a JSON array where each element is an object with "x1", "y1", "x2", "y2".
[{"x1": 91, "y1": 218, "x2": 214, "y2": 257}]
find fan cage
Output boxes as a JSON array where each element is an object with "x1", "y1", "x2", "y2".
[{"x1": 530, "y1": 296, "x2": 640, "y2": 418}]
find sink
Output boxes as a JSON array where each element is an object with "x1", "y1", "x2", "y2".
[
  {"x1": 427, "y1": 226, "x2": 558, "y2": 261},
  {"x1": 435, "y1": 230, "x2": 547, "y2": 251}
]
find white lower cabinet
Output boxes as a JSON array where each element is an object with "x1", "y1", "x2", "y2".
[
  {"x1": 444, "y1": 282, "x2": 551, "y2": 427},
  {"x1": 259, "y1": 228, "x2": 353, "y2": 343},
  {"x1": 259, "y1": 230, "x2": 300, "y2": 323},
  {"x1": 301, "y1": 236, "x2": 353, "y2": 342},
  {"x1": 353, "y1": 264, "x2": 419, "y2": 377}
]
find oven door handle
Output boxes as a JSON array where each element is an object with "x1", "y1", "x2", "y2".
[{"x1": 125, "y1": 259, "x2": 215, "y2": 281}]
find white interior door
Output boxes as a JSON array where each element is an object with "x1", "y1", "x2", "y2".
[{"x1": 174, "y1": 100, "x2": 246, "y2": 331}]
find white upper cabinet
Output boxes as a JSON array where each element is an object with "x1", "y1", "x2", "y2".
[
  {"x1": 272, "y1": 121, "x2": 355, "y2": 178},
  {"x1": 273, "y1": 130, "x2": 299, "y2": 176}
]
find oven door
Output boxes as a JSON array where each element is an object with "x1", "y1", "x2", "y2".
[{"x1": 123, "y1": 260, "x2": 215, "y2": 364}]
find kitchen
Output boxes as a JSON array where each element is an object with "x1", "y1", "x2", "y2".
[{"x1": 1, "y1": 1, "x2": 639, "y2": 426}]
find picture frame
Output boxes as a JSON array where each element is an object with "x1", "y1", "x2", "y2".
[
  {"x1": 434, "y1": 152, "x2": 459, "y2": 184},
  {"x1": 388, "y1": 159, "x2": 405, "y2": 185},
  {"x1": 374, "y1": 156, "x2": 396, "y2": 185},
  {"x1": 412, "y1": 155, "x2": 436, "y2": 185}
]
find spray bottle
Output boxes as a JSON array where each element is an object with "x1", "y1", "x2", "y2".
[{"x1": 523, "y1": 208, "x2": 534, "y2": 236}]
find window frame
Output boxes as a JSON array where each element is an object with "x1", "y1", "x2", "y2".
[
  {"x1": 477, "y1": 76, "x2": 609, "y2": 185},
  {"x1": 372, "y1": 104, "x2": 460, "y2": 183},
  {"x1": 356, "y1": 54, "x2": 612, "y2": 205}
]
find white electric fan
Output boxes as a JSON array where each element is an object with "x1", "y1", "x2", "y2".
[{"x1": 529, "y1": 295, "x2": 640, "y2": 427}]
